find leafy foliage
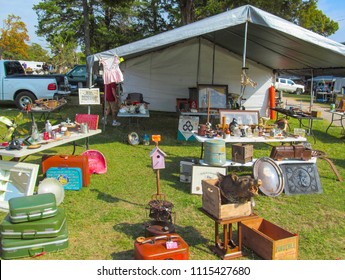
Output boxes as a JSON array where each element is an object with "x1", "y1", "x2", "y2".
[
  {"x1": 27, "y1": 43, "x2": 51, "y2": 62},
  {"x1": 31, "y1": 0, "x2": 339, "y2": 61},
  {"x1": 0, "y1": 15, "x2": 30, "y2": 60}
]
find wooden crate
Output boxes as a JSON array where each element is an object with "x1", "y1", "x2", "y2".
[
  {"x1": 232, "y1": 144, "x2": 253, "y2": 164},
  {"x1": 201, "y1": 179, "x2": 252, "y2": 219},
  {"x1": 241, "y1": 217, "x2": 298, "y2": 260},
  {"x1": 311, "y1": 110, "x2": 322, "y2": 118}
]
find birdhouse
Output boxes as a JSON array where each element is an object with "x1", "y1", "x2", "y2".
[{"x1": 150, "y1": 147, "x2": 166, "y2": 170}]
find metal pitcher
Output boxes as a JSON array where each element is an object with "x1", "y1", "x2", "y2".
[{"x1": 80, "y1": 123, "x2": 89, "y2": 133}]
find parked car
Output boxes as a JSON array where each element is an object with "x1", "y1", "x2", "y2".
[
  {"x1": 0, "y1": 60, "x2": 70, "y2": 109},
  {"x1": 275, "y1": 78, "x2": 305, "y2": 94},
  {"x1": 65, "y1": 65, "x2": 104, "y2": 93}
]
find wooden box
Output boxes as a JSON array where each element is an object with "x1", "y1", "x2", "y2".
[
  {"x1": 201, "y1": 179, "x2": 252, "y2": 219},
  {"x1": 311, "y1": 110, "x2": 322, "y2": 118},
  {"x1": 232, "y1": 143, "x2": 253, "y2": 164},
  {"x1": 241, "y1": 217, "x2": 298, "y2": 260}
]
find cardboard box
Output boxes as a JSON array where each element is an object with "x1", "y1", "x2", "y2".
[
  {"x1": 201, "y1": 179, "x2": 252, "y2": 219},
  {"x1": 241, "y1": 217, "x2": 298, "y2": 260},
  {"x1": 232, "y1": 143, "x2": 253, "y2": 164}
]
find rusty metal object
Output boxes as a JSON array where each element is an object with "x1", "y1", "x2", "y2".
[
  {"x1": 312, "y1": 150, "x2": 343, "y2": 182},
  {"x1": 147, "y1": 200, "x2": 174, "y2": 222}
]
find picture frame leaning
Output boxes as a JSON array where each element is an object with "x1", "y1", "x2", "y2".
[
  {"x1": 197, "y1": 84, "x2": 228, "y2": 109},
  {"x1": 219, "y1": 109, "x2": 260, "y2": 125}
]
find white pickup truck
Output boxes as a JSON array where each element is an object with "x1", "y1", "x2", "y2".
[
  {"x1": 0, "y1": 60, "x2": 70, "y2": 109},
  {"x1": 275, "y1": 77, "x2": 305, "y2": 94}
]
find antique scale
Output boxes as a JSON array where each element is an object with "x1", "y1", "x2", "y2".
[{"x1": 145, "y1": 135, "x2": 175, "y2": 237}]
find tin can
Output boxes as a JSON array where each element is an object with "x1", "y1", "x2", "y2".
[
  {"x1": 43, "y1": 132, "x2": 49, "y2": 140},
  {"x1": 330, "y1": 104, "x2": 335, "y2": 111}
]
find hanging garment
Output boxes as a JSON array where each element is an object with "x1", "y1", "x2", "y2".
[{"x1": 100, "y1": 56, "x2": 124, "y2": 85}]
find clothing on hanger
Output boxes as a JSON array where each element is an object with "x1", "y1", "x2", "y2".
[{"x1": 100, "y1": 55, "x2": 124, "y2": 85}]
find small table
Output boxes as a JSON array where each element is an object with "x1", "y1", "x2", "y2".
[
  {"x1": 117, "y1": 111, "x2": 150, "y2": 129},
  {"x1": 325, "y1": 110, "x2": 345, "y2": 135},
  {"x1": 315, "y1": 92, "x2": 334, "y2": 103},
  {"x1": 200, "y1": 208, "x2": 258, "y2": 260},
  {"x1": 23, "y1": 101, "x2": 67, "y2": 122},
  {"x1": 271, "y1": 107, "x2": 322, "y2": 144}
]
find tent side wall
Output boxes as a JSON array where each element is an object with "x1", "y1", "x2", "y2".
[{"x1": 120, "y1": 38, "x2": 273, "y2": 116}]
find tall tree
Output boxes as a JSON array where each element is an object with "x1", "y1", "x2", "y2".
[
  {"x1": 83, "y1": 0, "x2": 91, "y2": 57},
  {"x1": 33, "y1": 0, "x2": 339, "y2": 62},
  {"x1": 27, "y1": 43, "x2": 50, "y2": 62},
  {"x1": 296, "y1": 0, "x2": 338, "y2": 37},
  {"x1": 49, "y1": 35, "x2": 78, "y2": 73},
  {"x1": 0, "y1": 15, "x2": 30, "y2": 60}
]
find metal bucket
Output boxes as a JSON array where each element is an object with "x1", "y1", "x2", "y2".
[{"x1": 204, "y1": 140, "x2": 226, "y2": 166}]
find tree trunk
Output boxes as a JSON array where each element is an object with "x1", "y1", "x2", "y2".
[
  {"x1": 179, "y1": 0, "x2": 194, "y2": 25},
  {"x1": 83, "y1": 0, "x2": 91, "y2": 57}
]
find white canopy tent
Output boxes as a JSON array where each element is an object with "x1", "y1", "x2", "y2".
[{"x1": 87, "y1": 5, "x2": 345, "y2": 115}]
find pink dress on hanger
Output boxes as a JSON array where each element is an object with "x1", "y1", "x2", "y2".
[{"x1": 100, "y1": 56, "x2": 124, "y2": 85}]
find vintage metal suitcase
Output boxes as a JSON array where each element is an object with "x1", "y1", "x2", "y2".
[
  {"x1": 8, "y1": 193, "x2": 58, "y2": 223},
  {"x1": 1, "y1": 222, "x2": 68, "y2": 259},
  {"x1": 270, "y1": 145, "x2": 311, "y2": 161},
  {"x1": 134, "y1": 234, "x2": 189, "y2": 260},
  {"x1": 46, "y1": 167, "x2": 82, "y2": 191},
  {"x1": 0, "y1": 208, "x2": 66, "y2": 239},
  {"x1": 42, "y1": 154, "x2": 90, "y2": 186}
]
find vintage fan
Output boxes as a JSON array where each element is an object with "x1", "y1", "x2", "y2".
[{"x1": 0, "y1": 112, "x2": 28, "y2": 142}]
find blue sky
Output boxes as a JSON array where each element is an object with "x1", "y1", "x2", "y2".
[{"x1": 0, "y1": 0, "x2": 344, "y2": 48}]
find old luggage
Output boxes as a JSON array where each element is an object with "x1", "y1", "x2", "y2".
[
  {"x1": 8, "y1": 193, "x2": 58, "y2": 223},
  {"x1": 270, "y1": 145, "x2": 311, "y2": 161},
  {"x1": 1, "y1": 221, "x2": 68, "y2": 259},
  {"x1": 42, "y1": 154, "x2": 90, "y2": 187},
  {"x1": 0, "y1": 208, "x2": 66, "y2": 239},
  {"x1": 134, "y1": 234, "x2": 189, "y2": 260},
  {"x1": 46, "y1": 167, "x2": 82, "y2": 191}
]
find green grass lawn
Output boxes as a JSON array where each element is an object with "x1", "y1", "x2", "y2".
[{"x1": 0, "y1": 95, "x2": 344, "y2": 260}]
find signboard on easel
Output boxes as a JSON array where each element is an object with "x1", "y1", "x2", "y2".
[{"x1": 78, "y1": 88, "x2": 100, "y2": 105}]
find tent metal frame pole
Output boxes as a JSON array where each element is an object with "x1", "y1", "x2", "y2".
[
  {"x1": 242, "y1": 21, "x2": 248, "y2": 69},
  {"x1": 212, "y1": 33, "x2": 216, "y2": 85},
  {"x1": 240, "y1": 21, "x2": 249, "y2": 107},
  {"x1": 197, "y1": 37, "x2": 201, "y2": 85},
  {"x1": 310, "y1": 70, "x2": 314, "y2": 111},
  {"x1": 103, "y1": 85, "x2": 107, "y2": 132}
]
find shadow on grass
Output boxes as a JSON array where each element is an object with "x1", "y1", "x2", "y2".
[{"x1": 91, "y1": 189, "x2": 145, "y2": 206}]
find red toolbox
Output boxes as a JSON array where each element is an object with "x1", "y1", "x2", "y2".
[
  {"x1": 134, "y1": 234, "x2": 189, "y2": 260},
  {"x1": 42, "y1": 155, "x2": 90, "y2": 187}
]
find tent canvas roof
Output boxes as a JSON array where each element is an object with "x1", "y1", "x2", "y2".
[{"x1": 87, "y1": 5, "x2": 345, "y2": 77}]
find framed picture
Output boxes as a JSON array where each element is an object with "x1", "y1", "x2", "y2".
[
  {"x1": 219, "y1": 109, "x2": 260, "y2": 125},
  {"x1": 198, "y1": 84, "x2": 228, "y2": 109},
  {"x1": 0, "y1": 161, "x2": 39, "y2": 211},
  {"x1": 191, "y1": 165, "x2": 227, "y2": 195}
]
